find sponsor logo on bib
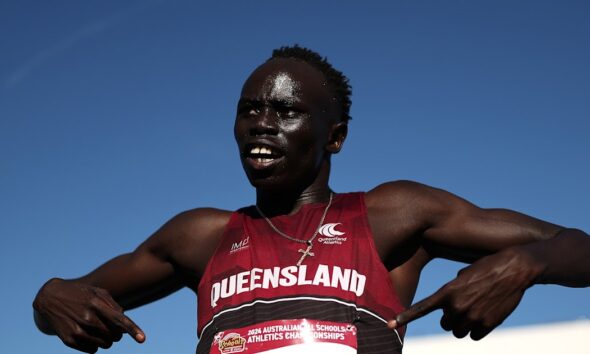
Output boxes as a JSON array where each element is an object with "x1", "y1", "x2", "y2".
[
  {"x1": 230, "y1": 236, "x2": 250, "y2": 254},
  {"x1": 217, "y1": 332, "x2": 246, "y2": 353}
]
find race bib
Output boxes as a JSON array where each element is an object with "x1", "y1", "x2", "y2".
[{"x1": 211, "y1": 319, "x2": 357, "y2": 354}]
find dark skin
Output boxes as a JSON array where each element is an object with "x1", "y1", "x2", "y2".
[{"x1": 33, "y1": 58, "x2": 590, "y2": 353}]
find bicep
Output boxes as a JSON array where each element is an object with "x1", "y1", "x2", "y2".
[
  {"x1": 422, "y1": 188, "x2": 563, "y2": 261},
  {"x1": 72, "y1": 212, "x2": 196, "y2": 309},
  {"x1": 76, "y1": 245, "x2": 182, "y2": 309},
  {"x1": 73, "y1": 208, "x2": 229, "y2": 309}
]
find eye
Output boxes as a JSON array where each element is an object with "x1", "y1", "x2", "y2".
[
  {"x1": 277, "y1": 108, "x2": 297, "y2": 118},
  {"x1": 238, "y1": 104, "x2": 260, "y2": 117},
  {"x1": 274, "y1": 104, "x2": 304, "y2": 119}
]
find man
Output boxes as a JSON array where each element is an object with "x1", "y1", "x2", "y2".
[{"x1": 33, "y1": 45, "x2": 590, "y2": 353}]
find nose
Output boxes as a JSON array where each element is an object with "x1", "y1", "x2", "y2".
[{"x1": 249, "y1": 107, "x2": 279, "y2": 136}]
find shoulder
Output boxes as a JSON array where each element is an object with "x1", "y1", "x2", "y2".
[
  {"x1": 365, "y1": 180, "x2": 445, "y2": 212},
  {"x1": 365, "y1": 180, "x2": 477, "y2": 235},
  {"x1": 363, "y1": 181, "x2": 433, "y2": 244},
  {"x1": 140, "y1": 207, "x2": 234, "y2": 282},
  {"x1": 151, "y1": 207, "x2": 233, "y2": 245},
  {"x1": 363, "y1": 180, "x2": 455, "y2": 258},
  {"x1": 171, "y1": 207, "x2": 234, "y2": 235}
]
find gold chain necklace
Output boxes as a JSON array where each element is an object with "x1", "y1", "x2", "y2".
[{"x1": 255, "y1": 193, "x2": 333, "y2": 266}]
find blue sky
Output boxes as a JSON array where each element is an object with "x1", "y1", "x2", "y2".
[{"x1": 1, "y1": 1, "x2": 589, "y2": 353}]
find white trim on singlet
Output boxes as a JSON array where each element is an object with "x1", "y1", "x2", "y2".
[{"x1": 199, "y1": 296, "x2": 403, "y2": 346}]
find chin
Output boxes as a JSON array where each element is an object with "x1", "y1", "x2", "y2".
[
  {"x1": 248, "y1": 173, "x2": 303, "y2": 196},
  {"x1": 243, "y1": 162, "x2": 285, "y2": 191},
  {"x1": 248, "y1": 176, "x2": 286, "y2": 193}
]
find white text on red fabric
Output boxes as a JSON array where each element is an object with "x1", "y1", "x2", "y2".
[{"x1": 210, "y1": 264, "x2": 366, "y2": 307}]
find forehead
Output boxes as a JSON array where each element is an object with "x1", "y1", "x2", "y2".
[{"x1": 240, "y1": 58, "x2": 332, "y2": 106}]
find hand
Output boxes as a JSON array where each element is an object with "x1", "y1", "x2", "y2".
[
  {"x1": 33, "y1": 278, "x2": 145, "y2": 353},
  {"x1": 389, "y1": 248, "x2": 543, "y2": 340}
]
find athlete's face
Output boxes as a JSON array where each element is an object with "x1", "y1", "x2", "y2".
[{"x1": 234, "y1": 58, "x2": 345, "y2": 192}]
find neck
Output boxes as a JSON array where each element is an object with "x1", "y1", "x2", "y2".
[
  {"x1": 256, "y1": 162, "x2": 332, "y2": 216},
  {"x1": 256, "y1": 188, "x2": 332, "y2": 217}
]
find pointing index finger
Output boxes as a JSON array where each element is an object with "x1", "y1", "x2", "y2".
[
  {"x1": 392, "y1": 288, "x2": 447, "y2": 328},
  {"x1": 94, "y1": 294, "x2": 146, "y2": 343},
  {"x1": 98, "y1": 305, "x2": 146, "y2": 343},
  {"x1": 113, "y1": 312, "x2": 145, "y2": 343}
]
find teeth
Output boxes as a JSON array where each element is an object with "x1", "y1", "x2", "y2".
[{"x1": 250, "y1": 146, "x2": 275, "y2": 156}]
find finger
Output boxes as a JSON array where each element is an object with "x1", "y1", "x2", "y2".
[
  {"x1": 61, "y1": 334, "x2": 98, "y2": 353},
  {"x1": 61, "y1": 328, "x2": 105, "y2": 354},
  {"x1": 438, "y1": 307, "x2": 471, "y2": 338},
  {"x1": 94, "y1": 300, "x2": 145, "y2": 343},
  {"x1": 83, "y1": 319, "x2": 124, "y2": 346},
  {"x1": 470, "y1": 325, "x2": 493, "y2": 341},
  {"x1": 440, "y1": 305, "x2": 471, "y2": 338},
  {"x1": 104, "y1": 308, "x2": 145, "y2": 343},
  {"x1": 451, "y1": 321, "x2": 471, "y2": 339},
  {"x1": 76, "y1": 325, "x2": 115, "y2": 350},
  {"x1": 107, "y1": 325, "x2": 124, "y2": 343},
  {"x1": 93, "y1": 288, "x2": 123, "y2": 312},
  {"x1": 85, "y1": 299, "x2": 127, "y2": 343},
  {"x1": 63, "y1": 338, "x2": 98, "y2": 354},
  {"x1": 393, "y1": 287, "x2": 447, "y2": 327},
  {"x1": 440, "y1": 311, "x2": 456, "y2": 332}
]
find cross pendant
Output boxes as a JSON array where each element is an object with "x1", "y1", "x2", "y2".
[{"x1": 297, "y1": 243, "x2": 314, "y2": 266}]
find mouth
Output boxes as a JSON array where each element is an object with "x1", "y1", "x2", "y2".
[{"x1": 242, "y1": 143, "x2": 284, "y2": 170}]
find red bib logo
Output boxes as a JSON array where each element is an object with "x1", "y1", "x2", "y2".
[{"x1": 216, "y1": 332, "x2": 246, "y2": 353}]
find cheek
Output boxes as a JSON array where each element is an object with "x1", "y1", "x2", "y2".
[
  {"x1": 282, "y1": 127, "x2": 325, "y2": 164},
  {"x1": 234, "y1": 118, "x2": 246, "y2": 141},
  {"x1": 281, "y1": 122, "x2": 314, "y2": 149}
]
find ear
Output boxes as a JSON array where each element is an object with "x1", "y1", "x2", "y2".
[{"x1": 326, "y1": 122, "x2": 348, "y2": 154}]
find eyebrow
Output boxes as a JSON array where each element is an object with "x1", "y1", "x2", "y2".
[
  {"x1": 237, "y1": 98, "x2": 301, "y2": 107},
  {"x1": 237, "y1": 98, "x2": 259, "y2": 106}
]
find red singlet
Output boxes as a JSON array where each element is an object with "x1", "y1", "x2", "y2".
[{"x1": 197, "y1": 193, "x2": 404, "y2": 353}]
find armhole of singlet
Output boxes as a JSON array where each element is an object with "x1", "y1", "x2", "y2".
[
  {"x1": 196, "y1": 210, "x2": 243, "y2": 291},
  {"x1": 357, "y1": 192, "x2": 406, "y2": 313}
]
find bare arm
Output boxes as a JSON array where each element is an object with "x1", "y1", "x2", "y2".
[
  {"x1": 33, "y1": 208, "x2": 230, "y2": 353},
  {"x1": 391, "y1": 229, "x2": 590, "y2": 339},
  {"x1": 368, "y1": 180, "x2": 563, "y2": 261},
  {"x1": 366, "y1": 181, "x2": 590, "y2": 339}
]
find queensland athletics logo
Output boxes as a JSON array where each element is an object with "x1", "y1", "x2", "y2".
[{"x1": 318, "y1": 223, "x2": 347, "y2": 245}]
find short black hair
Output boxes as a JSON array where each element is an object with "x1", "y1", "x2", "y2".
[{"x1": 269, "y1": 45, "x2": 352, "y2": 122}]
